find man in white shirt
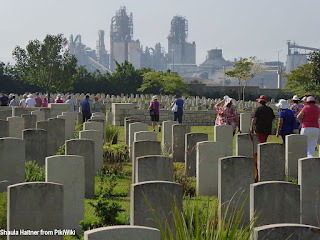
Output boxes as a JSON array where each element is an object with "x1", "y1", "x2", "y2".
[{"x1": 25, "y1": 94, "x2": 36, "y2": 108}]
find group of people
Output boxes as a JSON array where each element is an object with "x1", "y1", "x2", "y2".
[
  {"x1": 148, "y1": 93, "x2": 184, "y2": 132},
  {"x1": 81, "y1": 95, "x2": 105, "y2": 123},
  {"x1": 213, "y1": 93, "x2": 320, "y2": 158}
]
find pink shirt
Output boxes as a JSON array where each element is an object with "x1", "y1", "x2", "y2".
[{"x1": 301, "y1": 105, "x2": 320, "y2": 128}]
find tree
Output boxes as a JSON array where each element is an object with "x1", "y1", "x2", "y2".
[
  {"x1": 106, "y1": 61, "x2": 151, "y2": 95},
  {"x1": 309, "y1": 51, "x2": 320, "y2": 93},
  {"x1": 284, "y1": 51, "x2": 320, "y2": 96},
  {"x1": 224, "y1": 57, "x2": 265, "y2": 101},
  {"x1": 283, "y1": 64, "x2": 312, "y2": 96},
  {"x1": 12, "y1": 34, "x2": 77, "y2": 97},
  {"x1": 138, "y1": 70, "x2": 190, "y2": 95}
]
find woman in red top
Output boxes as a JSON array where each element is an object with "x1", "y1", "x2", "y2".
[
  {"x1": 215, "y1": 96, "x2": 239, "y2": 135},
  {"x1": 297, "y1": 96, "x2": 320, "y2": 157},
  {"x1": 55, "y1": 94, "x2": 64, "y2": 103}
]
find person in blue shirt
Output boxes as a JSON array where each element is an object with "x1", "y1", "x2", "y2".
[
  {"x1": 275, "y1": 99, "x2": 298, "y2": 144},
  {"x1": 81, "y1": 95, "x2": 91, "y2": 122},
  {"x1": 171, "y1": 93, "x2": 184, "y2": 124}
]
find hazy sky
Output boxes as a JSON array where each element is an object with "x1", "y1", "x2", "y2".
[{"x1": 1, "y1": 0, "x2": 319, "y2": 65}]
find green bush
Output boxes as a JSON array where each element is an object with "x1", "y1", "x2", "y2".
[
  {"x1": 105, "y1": 124, "x2": 120, "y2": 144},
  {"x1": 25, "y1": 161, "x2": 45, "y2": 182},
  {"x1": 0, "y1": 192, "x2": 7, "y2": 230},
  {"x1": 173, "y1": 163, "x2": 196, "y2": 197},
  {"x1": 103, "y1": 143, "x2": 129, "y2": 164}
]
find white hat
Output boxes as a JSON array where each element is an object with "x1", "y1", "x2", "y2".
[
  {"x1": 152, "y1": 95, "x2": 158, "y2": 100},
  {"x1": 292, "y1": 95, "x2": 300, "y2": 101},
  {"x1": 28, "y1": 94, "x2": 33, "y2": 98},
  {"x1": 275, "y1": 99, "x2": 289, "y2": 109},
  {"x1": 223, "y1": 96, "x2": 233, "y2": 107}
]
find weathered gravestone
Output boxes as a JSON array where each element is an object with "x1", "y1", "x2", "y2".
[
  {"x1": 172, "y1": 124, "x2": 190, "y2": 162},
  {"x1": 22, "y1": 114, "x2": 37, "y2": 129},
  {"x1": 162, "y1": 120, "x2": 178, "y2": 154},
  {"x1": 31, "y1": 110, "x2": 45, "y2": 122},
  {"x1": 286, "y1": 134, "x2": 307, "y2": 178},
  {"x1": 253, "y1": 223, "x2": 320, "y2": 240},
  {"x1": 218, "y1": 156, "x2": 255, "y2": 227},
  {"x1": 124, "y1": 117, "x2": 139, "y2": 145},
  {"x1": 250, "y1": 181, "x2": 300, "y2": 226},
  {"x1": 89, "y1": 118, "x2": 106, "y2": 143},
  {"x1": 197, "y1": 141, "x2": 225, "y2": 196},
  {"x1": 258, "y1": 143, "x2": 285, "y2": 181},
  {"x1": 236, "y1": 133, "x2": 258, "y2": 158},
  {"x1": 135, "y1": 155, "x2": 173, "y2": 183},
  {"x1": 240, "y1": 112, "x2": 252, "y2": 133},
  {"x1": 298, "y1": 157, "x2": 320, "y2": 226},
  {"x1": 0, "y1": 119, "x2": 9, "y2": 138},
  {"x1": 37, "y1": 118, "x2": 65, "y2": 156},
  {"x1": 46, "y1": 155, "x2": 85, "y2": 233},
  {"x1": 129, "y1": 122, "x2": 148, "y2": 161},
  {"x1": 0, "y1": 138, "x2": 25, "y2": 193},
  {"x1": 0, "y1": 107, "x2": 12, "y2": 120},
  {"x1": 185, "y1": 133, "x2": 208, "y2": 177},
  {"x1": 83, "y1": 121, "x2": 104, "y2": 142},
  {"x1": 65, "y1": 139, "x2": 95, "y2": 198},
  {"x1": 7, "y1": 116, "x2": 24, "y2": 138},
  {"x1": 130, "y1": 181, "x2": 183, "y2": 231},
  {"x1": 214, "y1": 125, "x2": 233, "y2": 156},
  {"x1": 84, "y1": 226, "x2": 161, "y2": 240},
  {"x1": 58, "y1": 113, "x2": 75, "y2": 139},
  {"x1": 7, "y1": 182, "x2": 63, "y2": 240},
  {"x1": 132, "y1": 140, "x2": 161, "y2": 183},
  {"x1": 80, "y1": 130, "x2": 103, "y2": 173},
  {"x1": 134, "y1": 131, "x2": 158, "y2": 142},
  {"x1": 23, "y1": 129, "x2": 47, "y2": 165}
]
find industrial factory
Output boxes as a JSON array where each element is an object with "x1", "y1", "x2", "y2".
[{"x1": 69, "y1": 6, "x2": 320, "y2": 89}]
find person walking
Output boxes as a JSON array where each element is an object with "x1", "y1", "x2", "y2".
[
  {"x1": 290, "y1": 95, "x2": 303, "y2": 129},
  {"x1": 171, "y1": 93, "x2": 184, "y2": 124},
  {"x1": 214, "y1": 95, "x2": 239, "y2": 135},
  {"x1": 149, "y1": 95, "x2": 161, "y2": 132},
  {"x1": 25, "y1": 94, "x2": 36, "y2": 108},
  {"x1": 250, "y1": 95, "x2": 275, "y2": 143},
  {"x1": 34, "y1": 92, "x2": 42, "y2": 107},
  {"x1": 42, "y1": 97, "x2": 48, "y2": 107},
  {"x1": 275, "y1": 99, "x2": 298, "y2": 144},
  {"x1": 65, "y1": 95, "x2": 75, "y2": 112},
  {"x1": 81, "y1": 95, "x2": 91, "y2": 122},
  {"x1": 9, "y1": 95, "x2": 19, "y2": 107},
  {"x1": 92, "y1": 97, "x2": 103, "y2": 113},
  {"x1": 19, "y1": 94, "x2": 27, "y2": 107},
  {"x1": 250, "y1": 95, "x2": 275, "y2": 182},
  {"x1": 0, "y1": 92, "x2": 9, "y2": 106},
  {"x1": 297, "y1": 96, "x2": 320, "y2": 157}
]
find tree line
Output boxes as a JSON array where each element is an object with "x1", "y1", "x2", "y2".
[{"x1": 0, "y1": 34, "x2": 189, "y2": 97}]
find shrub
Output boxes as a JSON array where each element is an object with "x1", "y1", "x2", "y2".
[
  {"x1": 103, "y1": 143, "x2": 129, "y2": 164},
  {"x1": 97, "y1": 167, "x2": 119, "y2": 197},
  {"x1": 173, "y1": 163, "x2": 196, "y2": 197},
  {"x1": 25, "y1": 161, "x2": 45, "y2": 182},
  {"x1": 106, "y1": 124, "x2": 120, "y2": 144},
  {"x1": 90, "y1": 195, "x2": 124, "y2": 226},
  {"x1": 0, "y1": 192, "x2": 7, "y2": 230}
]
